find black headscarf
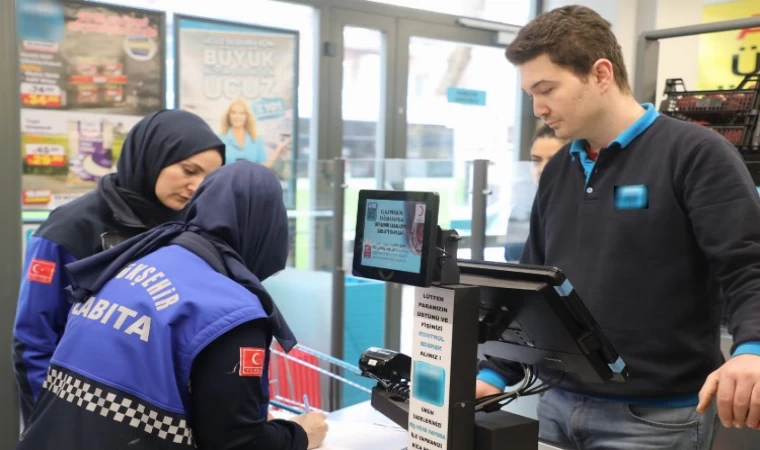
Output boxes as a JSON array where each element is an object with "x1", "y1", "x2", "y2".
[
  {"x1": 98, "y1": 109, "x2": 226, "y2": 227},
  {"x1": 66, "y1": 161, "x2": 296, "y2": 351}
]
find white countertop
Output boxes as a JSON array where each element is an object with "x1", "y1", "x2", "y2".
[{"x1": 327, "y1": 401, "x2": 565, "y2": 450}]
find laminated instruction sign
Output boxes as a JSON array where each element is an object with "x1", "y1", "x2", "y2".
[{"x1": 409, "y1": 286, "x2": 454, "y2": 450}]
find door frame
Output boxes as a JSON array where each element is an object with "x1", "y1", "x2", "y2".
[
  {"x1": 327, "y1": 10, "x2": 509, "y2": 161},
  {"x1": 326, "y1": 8, "x2": 397, "y2": 162}
]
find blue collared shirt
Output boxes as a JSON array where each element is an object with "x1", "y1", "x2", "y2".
[
  {"x1": 570, "y1": 102, "x2": 759, "y2": 362},
  {"x1": 477, "y1": 103, "x2": 760, "y2": 403},
  {"x1": 570, "y1": 103, "x2": 660, "y2": 183}
]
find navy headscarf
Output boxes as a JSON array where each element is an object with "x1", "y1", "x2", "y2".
[
  {"x1": 98, "y1": 109, "x2": 226, "y2": 227},
  {"x1": 67, "y1": 161, "x2": 296, "y2": 351}
]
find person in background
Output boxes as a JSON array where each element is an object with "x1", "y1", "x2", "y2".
[
  {"x1": 478, "y1": 6, "x2": 760, "y2": 450},
  {"x1": 220, "y1": 98, "x2": 291, "y2": 168},
  {"x1": 17, "y1": 162, "x2": 328, "y2": 450},
  {"x1": 504, "y1": 124, "x2": 567, "y2": 261},
  {"x1": 13, "y1": 109, "x2": 225, "y2": 430}
]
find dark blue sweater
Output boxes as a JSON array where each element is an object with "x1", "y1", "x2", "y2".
[{"x1": 479, "y1": 104, "x2": 760, "y2": 404}]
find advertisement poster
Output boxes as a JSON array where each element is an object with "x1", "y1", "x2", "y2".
[
  {"x1": 699, "y1": 0, "x2": 760, "y2": 90},
  {"x1": 409, "y1": 286, "x2": 454, "y2": 450},
  {"x1": 361, "y1": 199, "x2": 426, "y2": 273},
  {"x1": 21, "y1": 108, "x2": 143, "y2": 203},
  {"x1": 175, "y1": 15, "x2": 299, "y2": 207},
  {"x1": 16, "y1": 0, "x2": 165, "y2": 209}
]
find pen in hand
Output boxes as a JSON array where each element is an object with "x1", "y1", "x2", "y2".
[{"x1": 292, "y1": 393, "x2": 327, "y2": 450}]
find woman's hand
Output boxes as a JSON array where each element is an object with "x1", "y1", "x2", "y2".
[{"x1": 263, "y1": 137, "x2": 293, "y2": 169}]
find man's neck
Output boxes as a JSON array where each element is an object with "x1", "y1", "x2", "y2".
[{"x1": 585, "y1": 97, "x2": 646, "y2": 153}]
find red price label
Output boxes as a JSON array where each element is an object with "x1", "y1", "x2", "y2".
[
  {"x1": 25, "y1": 154, "x2": 66, "y2": 167},
  {"x1": 21, "y1": 93, "x2": 63, "y2": 107}
]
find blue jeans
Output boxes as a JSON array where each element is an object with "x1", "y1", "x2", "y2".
[{"x1": 538, "y1": 389, "x2": 719, "y2": 450}]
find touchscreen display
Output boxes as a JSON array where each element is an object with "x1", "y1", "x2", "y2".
[
  {"x1": 352, "y1": 190, "x2": 439, "y2": 287},
  {"x1": 360, "y1": 199, "x2": 427, "y2": 274}
]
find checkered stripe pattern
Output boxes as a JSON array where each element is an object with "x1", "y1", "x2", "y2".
[{"x1": 43, "y1": 368, "x2": 194, "y2": 447}]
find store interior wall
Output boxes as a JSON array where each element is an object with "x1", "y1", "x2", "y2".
[
  {"x1": 542, "y1": 0, "x2": 705, "y2": 106},
  {"x1": 652, "y1": 0, "x2": 703, "y2": 105}
]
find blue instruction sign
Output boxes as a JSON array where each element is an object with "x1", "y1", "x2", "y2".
[{"x1": 446, "y1": 87, "x2": 487, "y2": 106}]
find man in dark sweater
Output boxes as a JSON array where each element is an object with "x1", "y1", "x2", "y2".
[{"x1": 476, "y1": 6, "x2": 760, "y2": 450}]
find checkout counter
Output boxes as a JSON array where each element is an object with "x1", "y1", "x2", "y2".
[
  {"x1": 326, "y1": 401, "x2": 565, "y2": 450},
  {"x1": 334, "y1": 189, "x2": 629, "y2": 450}
]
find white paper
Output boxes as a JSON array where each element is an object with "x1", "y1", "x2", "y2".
[{"x1": 318, "y1": 420, "x2": 406, "y2": 450}]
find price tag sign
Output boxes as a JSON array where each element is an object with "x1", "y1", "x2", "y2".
[
  {"x1": 25, "y1": 144, "x2": 66, "y2": 167},
  {"x1": 21, "y1": 83, "x2": 63, "y2": 107}
]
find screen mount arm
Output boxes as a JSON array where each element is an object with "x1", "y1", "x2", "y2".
[{"x1": 434, "y1": 227, "x2": 461, "y2": 286}]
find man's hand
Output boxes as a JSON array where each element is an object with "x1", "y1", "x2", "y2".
[
  {"x1": 475, "y1": 380, "x2": 502, "y2": 399},
  {"x1": 697, "y1": 354, "x2": 760, "y2": 429}
]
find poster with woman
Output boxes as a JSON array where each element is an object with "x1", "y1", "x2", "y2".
[{"x1": 174, "y1": 15, "x2": 298, "y2": 207}]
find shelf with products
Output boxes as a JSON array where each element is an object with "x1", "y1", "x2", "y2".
[{"x1": 659, "y1": 74, "x2": 760, "y2": 152}]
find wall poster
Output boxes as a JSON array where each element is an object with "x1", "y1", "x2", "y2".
[
  {"x1": 17, "y1": 0, "x2": 166, "y2": 210},
  {"x1": 699, "y1": 0, "x2": 760, "y2": 90},
  {"x1": 174, "y1": 15, "x2": 299, "y2": 208}
]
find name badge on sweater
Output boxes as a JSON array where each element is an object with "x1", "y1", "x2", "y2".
[{"x1": 614, "y1": 185, "x2": 649, "y2": 210}]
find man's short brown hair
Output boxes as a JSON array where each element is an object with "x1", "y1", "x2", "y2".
[{"x1": 506, "y1": 5, "x2": 630, "y2": 93}]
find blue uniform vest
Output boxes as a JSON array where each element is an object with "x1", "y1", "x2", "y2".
[{"x1": 49, "y1": 244, "x2": 269, "y2": 446}]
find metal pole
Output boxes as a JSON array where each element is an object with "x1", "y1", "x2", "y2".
[
  {"x1": 470, "y1": 160, "x2": 489, "y2": 261},
  {"x1": 0, "y1": 0, "x2": 21, "y2": 443},
  {"x1": 534, "y1": 0, "x2": 544, "y2": 15},
  {"x1": 633, "y1": 16, "x2": 760, "y2": 104},
  {"x1": 384, "y1": 283, "x2": 402, "y2": 351},
  {"x1": 633, "y1": 36, "x2": 660, "y2": 105},
  {"x1": 329, "y1": 158, "x2": 346, "y2": 411},
  {"x1": 512, "y1": 0, "x2": 540, "y2": 162},
  {"x1": 642, "y1": 16, "x2": 760, "y2": 40}
]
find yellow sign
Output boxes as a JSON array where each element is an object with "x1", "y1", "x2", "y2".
[{"x1": 699, "y1": 0, "x2": 760, "y2": 90}]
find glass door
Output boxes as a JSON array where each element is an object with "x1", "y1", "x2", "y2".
[
  {"x1": 392, "y1": 20, "x2": 519, "y2": 353},
  {"x1": 327, "y1": 9, "x2": 522, "y2": 360},
  {"x1": 327, "y1": 8, "x2": 398, "y2": 410},
  {"x1": 395, "y1": 20, "x2": 518, "y2": 256},
  {"x1": 328, "y1": 9, "x2": 396, "y2": 171},
  {"x1": 330, "y1": 9, "x2": 396, "y2": 269}
]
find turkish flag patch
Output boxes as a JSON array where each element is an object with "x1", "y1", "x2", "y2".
[
  {"x1": 27, "y1": 259, "x2": 56, "y2": 284},
  {"x1": 239, "y1": 347, "x2": 265, "y2": 377}
]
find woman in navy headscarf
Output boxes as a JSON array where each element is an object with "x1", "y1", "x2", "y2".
[
  {"x1": 13, "y1": 110, "x2": 225, "y2": 430},
  {"x1": 17, "y1": 162, "x2": 328, "y2": 450}
]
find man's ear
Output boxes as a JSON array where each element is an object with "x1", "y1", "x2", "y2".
[{"x1": 591, "y1": 58, "x2": 615, "y2": 93}]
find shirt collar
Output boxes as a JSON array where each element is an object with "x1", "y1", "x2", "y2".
[{"x1": 570, "y1": 103, "x2": 659, "y2": 155}]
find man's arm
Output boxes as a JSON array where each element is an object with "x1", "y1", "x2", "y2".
[
  {"x1": 190, "y1": 319, "x2": 310, "y2": 450},
  {"x1": 680, "y1": 137, "x2": 760, "y2": 356},
  {"x1": 682, "y1": 135, "x2": 760, "y2": 429}
]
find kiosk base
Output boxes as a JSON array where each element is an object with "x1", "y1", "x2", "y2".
[{"x1": 371, "y1": 388, "x2": 539, "y2": 450}]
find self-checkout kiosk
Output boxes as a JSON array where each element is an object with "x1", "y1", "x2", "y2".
[{"x1": 351, "y1": 190, "x2": 629, "y2": 450}]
